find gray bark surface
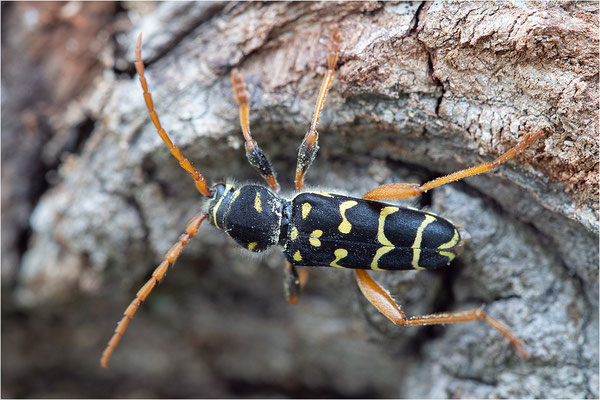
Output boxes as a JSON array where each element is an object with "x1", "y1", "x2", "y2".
[{"x1": 3, "y1": 2, "x2": 598, "y2": 398}]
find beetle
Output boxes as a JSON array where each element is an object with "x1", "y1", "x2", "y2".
[{"x1": 100, "y1": 29, "x2": 545, "y2": 367}]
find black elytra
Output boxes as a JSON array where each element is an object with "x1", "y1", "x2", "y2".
[{"x1": 205, "y1": 184, "x2": 462, "y2": 270}]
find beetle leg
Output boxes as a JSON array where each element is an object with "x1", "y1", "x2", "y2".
[
  {"x1": 363, "y1": 128, "x2": 546, "y2": 200},
  {"x1": 295, "y1": 27, "x2": 342, "y2": 190},
  {"x1": 284, "y1": 262, "x2": 301, "y2": 304},
  {"x1": 283, "y1": 262, "x2": 309, "y2": 304},
  {"x1": 100, "y1": 213, "x2": 207, "y2": 368},
  {"x1": 231, "y1": 69, "x2": 280, "y2": 192},
  {"x1": 354, "y1": 270, "x2": 529, "y2": 358}
]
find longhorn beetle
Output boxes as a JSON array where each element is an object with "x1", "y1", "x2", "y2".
[{"x1": 100, "y1": 29, "x2": 545, "y2": 367}]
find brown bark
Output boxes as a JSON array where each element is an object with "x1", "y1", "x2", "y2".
[{"x1": 2, "y1": 2, "x2": 598, "y2": 398}]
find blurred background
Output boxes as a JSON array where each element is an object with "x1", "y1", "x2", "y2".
[{"x1": 2, "y1": 1, "x2": 598, "y2": 398}]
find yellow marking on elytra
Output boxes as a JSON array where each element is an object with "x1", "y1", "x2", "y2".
[
  {"x1": 293, "y1": 250, "x2": 303, "y2": 262},
  {"x1": 212, "y1": 197, "x2": 223, "y2": 228},
  {"x1": 254, "y1": 192, "x2": 263, "y2": 213},
  {"x1": 309, "y1": 229, "x2": 323, "y2": 247},
  {"x1": 302, "y1": 202, "x2": 312, "y2": 219},
  {"x1": 338, "y1": 200, "x2": 358, "y2": 234},
  {"x1": 377, "y1": 206, "x2": 399, "y2": 246},
  {"x1": 371, "y1": 246, "x2": 393, "y2": 271},
  {"x1": 330, "y1": 248, "x2": 348, "y2": 268},
  {"x1": 318, "y1": 191, "x2": 333, "y2": 197},
  {"x1": 232, "y1": 188, "x2": 241, "y2": 201},
  {"x1": 248, "y1": 242, "x2": 258, "y2": 251},
  {"x1": 412, "y1": 249, "x2": 425, "y2": 270},
  {"x1": 438, "y1": 229, "x2": 459, "y2": 249},
  {"x1": 411, "y1": 215, "x2": 437, "y2": 269},
  {"x1": 290, "y1": 227, "x2": 299, "y2": 240},
  {"x1": 439, "y1": 251, "x2": 456, "y2": 263}
]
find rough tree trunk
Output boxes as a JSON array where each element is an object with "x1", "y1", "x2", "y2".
[{"x1": 2, "y1": 2, "x2": 598, "y2": 398}]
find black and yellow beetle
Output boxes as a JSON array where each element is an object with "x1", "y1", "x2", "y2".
[
  {"x1": 100, "y1": 29, "x2": 545, "y2": 367},
  {"x1": 209, "y1": 183, "x2": 461, "y2": 270}
]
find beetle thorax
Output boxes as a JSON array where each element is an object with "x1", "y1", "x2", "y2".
[{"x1": 205, "y1": 183, "x2": 286, "y2": 252}]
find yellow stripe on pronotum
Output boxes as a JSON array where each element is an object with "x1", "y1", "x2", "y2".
[
  {"x1": 211, "y1": 184, "x2": 234, "y2": 229},
  {"x1": 254, "y1": 192, "x2": 263, "y2": 213}
]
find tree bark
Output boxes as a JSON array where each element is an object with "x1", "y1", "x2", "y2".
[{"x1": 3, "y1": 2, "x2": 598, "y2": 398}]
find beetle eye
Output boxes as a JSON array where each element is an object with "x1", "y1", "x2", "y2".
[{"x1": 212, "y1": 183, "x2": 227, "y2": 198}]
